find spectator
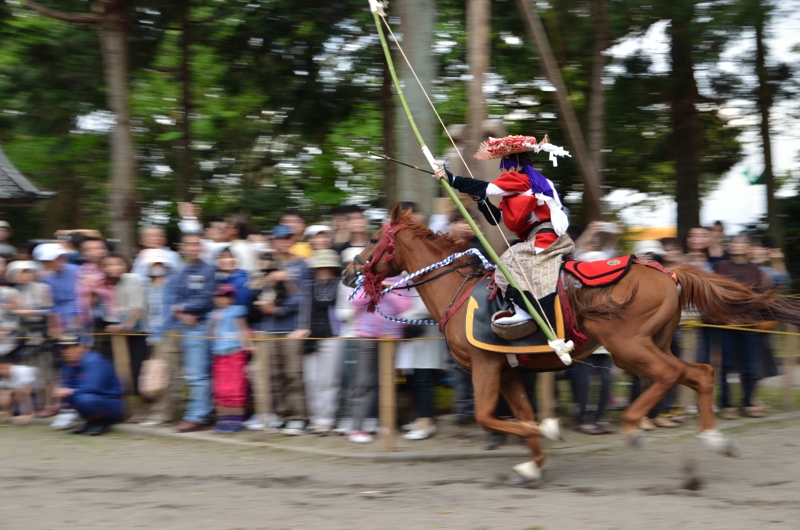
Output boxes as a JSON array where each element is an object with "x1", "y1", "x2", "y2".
[
  {"x1": 7, "y1": 260, "x2": 57, "y2": 416},
  {"x1": 331, "y1": 206, "x2": 352, "y2": 251},
  {"x1": 0, "y1": 356, "x2": 37, "y2": 425},
  {"x1": 304, "y1": 226, "x2": 335, "y2": 253},
  {"x1": 684, "y1": 226, "x2": 713, "y2": 272},
  {"x1": 659, "y1": 237, "x2": 684, "y2": 268},
  {"x1": 258, "y1": 225, "x2": 309, "y2": 434},
  {"x1": 569, "y1": 348, "x2": 613, "y2": 434},
  {"x1": 281, "y1": 210, "x2": 313, "y2": 259},
  {"x1": 396, "y1": 288, "x2": 444, "y2": 441},
  {"x1": 178, "y1": 203, "x2": 229, "y2": 262},
  {"x1": 139, "y1": 249, "x2": 179, "y2": 427},
  {"x1": 333, "y1": 205, "x2": 369, "y2": 254},
  {"x1": 224, "y1": 215, "x2": 259, "y2": 276},
  {"x1": 332, "y1": 247, "x2": 365, "y2": 435},
  {"x1": 750, "y1": 235, "x2": 790, "y2": 289},
  {"x1": 215, "y1": 246, "x2": 252, "y2": 308},
  {"x1": 295, "y1": 249, "x2": 341, "y2": 435},
  {"x1": 171, "y1": 233, "x2": 216, "y2": 432},
  {"x1": 714, "y1": 233, "x2": 769, "y2": 419},
  {"x1": 573, "y1": 221, "x2": 622, "y2": 261},
  {"x1": 53, "y1": 335, "x2": 123, "y2": 436},
  {"x1": 35, "y1": 243, "x2": 80, "y2": 335},
  {"x1": 346, "y1": 275, "x2": 412, "y2": 444},
  {"x1": 75, "y1": 237, "x2": 111, "y2": 349},
  {"x1": 708, "y1": 220, "x2": 729, "y2": 265},
  {"x1": 0, "y1": 221, "x2": 16, "y2": 258},
  {"x1": 131, "y1": 226, "x2": 182, "y2": 278},
  {"x1": 99, "y1": 254, "x2": 146, "y2": 411},
  {"x1": 207, "y1": 284, "x2": 252, "y2": 434}
]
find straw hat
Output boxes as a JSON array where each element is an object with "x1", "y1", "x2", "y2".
[{"x1": 311, "y1": 249, "x2": 341, "y2": 270}]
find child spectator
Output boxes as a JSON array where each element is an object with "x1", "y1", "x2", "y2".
[
  {"x1": 7, "y1": 260, "x2": 56, "y2": 416},
  {"x1": 295, "y1": 249, "x2": 341, "y2": 435},
  {"x1": 346, "y1": 275, "x2": 412, "y2": 444},
  {"x1": 207, "y1": 284, "x2": 252, "y2": 433},
  {"x1": 0, "y1": 357, "x2": 37, "y2": 425},
  {"x1": 52, "y1": 335, "x2": 123, "y2": 436},
  {"x1": 215, "y1": 246, "x2": 252, "y2": 308}
]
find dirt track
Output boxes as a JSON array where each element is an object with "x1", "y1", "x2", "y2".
[{"x1": 1, "y1": 420, "x2": 799, "y2": 530}]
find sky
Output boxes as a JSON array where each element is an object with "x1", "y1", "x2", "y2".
[{"x1": 606, "y1": 8, "x2": 800, "y2": 233}]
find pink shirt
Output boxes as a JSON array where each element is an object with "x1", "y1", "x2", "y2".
[{"x1": 349, "y1": 278, "x2": 413, "y2": 339}]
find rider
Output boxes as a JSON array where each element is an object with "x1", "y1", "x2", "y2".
[{"x1": 433, "y1": 135, "x2": 573, "y2": 328}]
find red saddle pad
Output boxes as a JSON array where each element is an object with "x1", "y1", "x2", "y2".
[{"x1": 563, "y1": 255, "x2": 635, "y2": 287}]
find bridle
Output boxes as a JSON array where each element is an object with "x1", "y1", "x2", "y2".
[
  {"x1": 350, "y1": 219, "x2": 489, "y2": 318},
  {"x1": 355, "y1": 220, "x2": 405, "y2": 313}
]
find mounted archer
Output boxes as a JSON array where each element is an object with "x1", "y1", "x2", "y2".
[{"x1": 434, "y1": 135, "x2": 572, "y2": 338}]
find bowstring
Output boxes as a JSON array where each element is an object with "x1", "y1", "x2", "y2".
[{"x1": 378, "y1": 13, "x2": 557, "y2": 337}]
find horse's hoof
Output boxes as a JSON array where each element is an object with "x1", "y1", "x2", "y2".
[
  {"x1": 512, "y1": 460, "x2": 542, "y2": 483},
  {"x1": 539, "y1": 418, "x2": 564, "y2": 442},
  {"x1": 697, "y1": 429, "x2": 739, "y2": 457},
  {"x1": 624, "y1": 429, "x2": 646, "y2": 448}
]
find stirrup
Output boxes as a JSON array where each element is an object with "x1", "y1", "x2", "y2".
[{"x1": 491, "y1": 309, "x2": 538, "y2": 341}]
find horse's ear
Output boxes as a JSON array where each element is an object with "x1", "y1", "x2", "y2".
[{"x1": 390, "y1": 203, "x2": 405, "y2": 222}]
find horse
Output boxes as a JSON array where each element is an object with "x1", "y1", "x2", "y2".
[{"x1": 342, "y1": 204, "x2": 800, "y2": 483}]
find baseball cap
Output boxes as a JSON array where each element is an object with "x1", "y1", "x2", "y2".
[
  {"x1": 33, "y1": 243, "x2": 67, "y2": 262},
  {"x1": 304, "y1": 225, "x2": 333, "y2": 238},
  {"x1": 57, "y1": 334, "x2": 82, "y2": 347},
  {"x1": 271, "y1": 225, "x2": 295, "y2": 239},
  {"x1": 633, "y1": 240, "x2": 665, "y2": 256},
  {"x1": 213, "y1": 284, "x2": 236, "y2": 297}
]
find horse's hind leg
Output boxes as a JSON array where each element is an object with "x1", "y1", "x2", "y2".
[
  {"x1": 679, "y1": 361, "x2": 738, "y2": 456},
  {"x1": 602, "y1": 337, "x2": 686, "y2": 438}
]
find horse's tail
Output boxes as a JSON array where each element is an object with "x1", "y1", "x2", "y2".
[{"x1": 673, "y1": 265, "x2": 800, "y2": 325}]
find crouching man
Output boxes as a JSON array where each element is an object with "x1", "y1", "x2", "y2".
[{"x1": 52, "y1": 335, "x2": 123, "y2": 436}]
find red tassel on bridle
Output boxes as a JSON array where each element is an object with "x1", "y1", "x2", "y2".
[{"x1": 361, "y1": 221, "x2": 404, "y2": 312}]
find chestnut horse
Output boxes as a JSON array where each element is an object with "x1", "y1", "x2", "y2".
[{"x1": 342, "y1": 205, "x2": 800, "y2": 482}]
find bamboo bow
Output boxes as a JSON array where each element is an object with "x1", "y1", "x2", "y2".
[{"x1": 369, "y1": 0, "x2": 575, "y2": 363}]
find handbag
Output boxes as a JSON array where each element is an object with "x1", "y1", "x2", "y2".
[{"x1": 138, "y1": 359, "x2": 170, "y2": 399}]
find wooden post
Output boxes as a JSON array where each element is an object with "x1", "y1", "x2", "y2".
[
  {"x1": 253, "y1": 331, "x2": 272, "y2": 418},
  {"x1": 783, "y1": 325, "x2": 797, "y2": 412},
  {"x1": 110, "y1": 333, "x2": 133, "y2": 394},
  {"x1": 537, "y1": 372, "x2": 555, "y2": 419},
  {"x1": 379, "y1": 337, "x2": 397, "y2": 452}
]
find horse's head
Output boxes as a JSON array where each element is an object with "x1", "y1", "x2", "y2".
[{"x1": 341, "y1": 204, "x2": 412, "y2": 288}]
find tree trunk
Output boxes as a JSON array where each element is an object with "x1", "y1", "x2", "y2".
[
  {"x1": 394, "y1": 0, "x2": 437, "y2": 217},
  {"x1": 583, "y1": 0, "x2": 609, "y2": 219},
  {"x1": 382, "y1": 53, "x2": 398, "y2": 207},
  {"x1": 99, "y1": 2, "x2": 136, "y2": 257},
  {"x1": 754, "y1": 7, "x2": 778, "y2": 243},
  {"x1": 515, "y1": 0, "x2": 603, "y2": 222},
  {"x1": 669, "y1": 10, "x2": 701, "y2": 242},
  {"x1": 466, "y1": 0, "x2": 489, "y2": 163},
  {"x1": 178, "y1": 8, "x2": 193, "y2": 202}
]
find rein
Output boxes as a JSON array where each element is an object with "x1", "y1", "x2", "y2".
[
  {"x1": 349, "y1": 247, "x2": 496, "y2": 326},
  {"x1": 361, "y1": 220, "x2": 404, "y2": 313}
]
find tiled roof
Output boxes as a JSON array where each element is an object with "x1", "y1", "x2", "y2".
[{"x1": 0, "y1": 146, "x2": 55, "y2": 201}]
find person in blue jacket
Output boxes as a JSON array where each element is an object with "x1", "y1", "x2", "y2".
[{"x1": 52, "y1": 335, "x2": 122, "y2": 436}]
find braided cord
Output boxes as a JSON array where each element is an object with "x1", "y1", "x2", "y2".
[{"x1": 348, "y1": 248, "x2": 495, "y2": 326}]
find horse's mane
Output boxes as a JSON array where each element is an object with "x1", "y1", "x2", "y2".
[{"x1": 395, "y1": 210, "x2": 469, "y2": 254}]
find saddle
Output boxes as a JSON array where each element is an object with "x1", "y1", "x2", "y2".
[
  {"x1": 562, "y1": 255, "x2": 635, "y2": 287},
  {"x1": 463, "y1": 277, "x2": 565, "y2": 355}
]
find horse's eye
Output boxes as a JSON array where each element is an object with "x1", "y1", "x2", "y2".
[{"x1": 370, "y1": 238, "x2": 378, "y2": 244}]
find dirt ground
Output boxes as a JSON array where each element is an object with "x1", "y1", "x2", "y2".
[{"x1": 1, "y1": 420, "x2": 799, "y2": 530}]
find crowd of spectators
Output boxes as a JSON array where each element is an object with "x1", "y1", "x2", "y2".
[{"x1": 0, "y1": 207, "x2": 789, "y2": 445}]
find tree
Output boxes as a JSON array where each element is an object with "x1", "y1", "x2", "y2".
[{"x1": 26, "y1": 0, "x2": 137, "y2": 255}]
